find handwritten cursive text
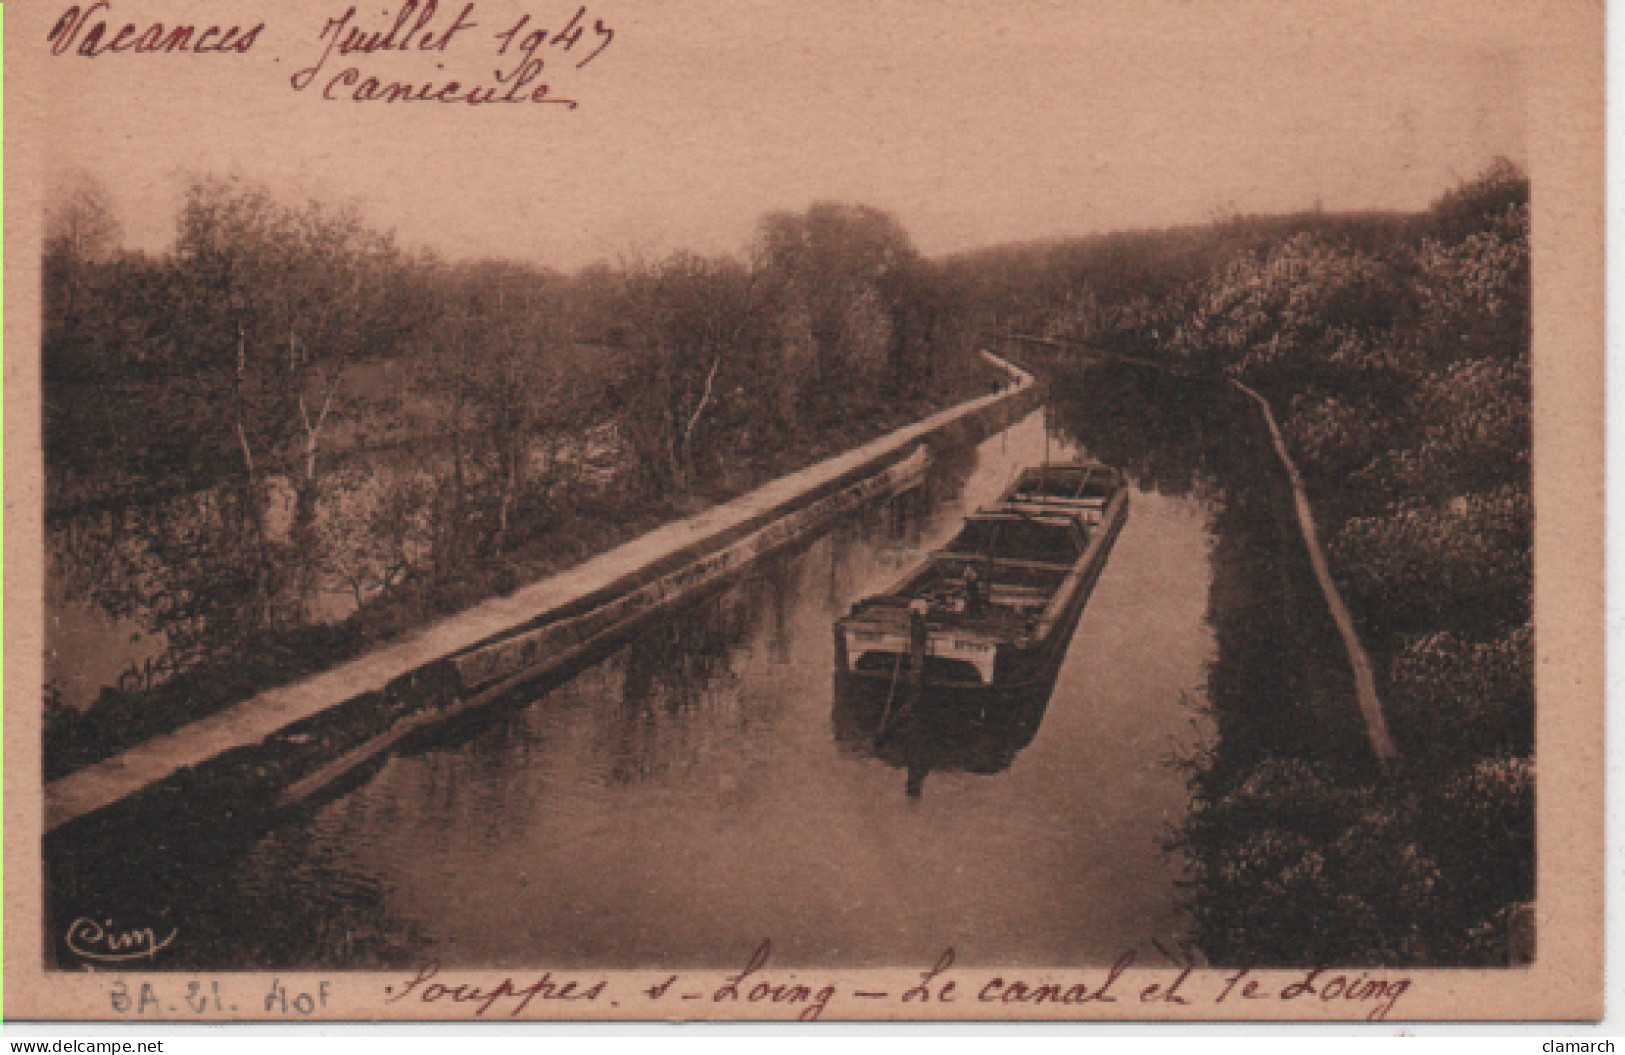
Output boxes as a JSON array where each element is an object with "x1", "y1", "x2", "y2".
[{"x1": 48, "y1": 2, "x2": 263, "y2": 57}]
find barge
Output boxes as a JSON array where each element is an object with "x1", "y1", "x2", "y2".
[{"x1": 832, "y1": 462, "x2": 1129, "y2": 709}]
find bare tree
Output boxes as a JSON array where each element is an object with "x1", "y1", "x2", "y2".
[{"x1": 45, "y1": 170, "x2": 122, "y2": 265}]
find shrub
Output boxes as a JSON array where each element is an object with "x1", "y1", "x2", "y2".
[
  {"x1": 1386, "y1": 623, "x2": 1533, "y2": 760},
  {"x1": 1330, "y1": 485, "x2": 1531, "y2": 638},
  {"x1": 1182, "y1": 759, "x2": 1447, "y2": 965}
]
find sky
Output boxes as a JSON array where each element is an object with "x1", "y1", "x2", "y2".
[{"x1": 35, "y1": 0, "x2": 1529, "y2": 269}]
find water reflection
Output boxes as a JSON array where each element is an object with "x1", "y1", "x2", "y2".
[
  {"x1": 832, "y1": 682, "x2": 1053, "y2": 799},
  {"x1": 1046, "y1": 362, "x2": 1237, "y2": 501},
  {"x1": 1051, "y1": 359, "x2": 1372, "y2": 770}
]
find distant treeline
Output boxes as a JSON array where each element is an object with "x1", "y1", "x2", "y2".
[
  {"x1": 43, "y1": 176, "x2": 994, "y2": 774},
  {"x1": 46, "y1": 179, "x2": 987, "y2": 513},
  {"x1": 986, "y1": 159, "x2": 1530, "y2": 965}
]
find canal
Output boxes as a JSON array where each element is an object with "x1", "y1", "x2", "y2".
[{"x1": 55, "y1": 372, "x2": 1342, "y2": 972}]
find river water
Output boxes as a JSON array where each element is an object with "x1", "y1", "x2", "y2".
[{"x1": 52, "y1": 403, "x2": 1229, "y2": 971}]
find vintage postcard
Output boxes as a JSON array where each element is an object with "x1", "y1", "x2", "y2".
[{"x1": 3, "y1": 0, "x2": 1604, "y2": 1023}]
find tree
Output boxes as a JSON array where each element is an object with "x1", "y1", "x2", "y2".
[
  {"x1": 45, "y1": 170, "x2": 122, "y2": 266},
  {"x1": 43, "y1": 172, "x2": 126, "y2": 386},
  {"x1": 613, "y1": 252, "x2": 760, "y2": 494},
  {"x1": 1428, "y1": 157, "x2": 1528, "y2": 246},
  {"x1": 753, "y1": 203, "x2": 917, "y2": 412},
  {"x1": 458, "y1": 259, "x2": 580, "y2": 553},
  {"x1": 172, "y1": 176, "x2": 399, "y2": 624}
]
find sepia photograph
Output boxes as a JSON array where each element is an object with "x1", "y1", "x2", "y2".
[{"x1": 4, "y1": 0, "x2": 1604, "y2": 1023}]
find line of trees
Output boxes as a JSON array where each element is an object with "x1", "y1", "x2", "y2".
[{"x1": 43, "y1": 178, "x2": 993, "y2": 774}]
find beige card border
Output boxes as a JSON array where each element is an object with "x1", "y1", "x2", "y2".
[{"x1": 3, "y1": 0, "x2": 1605, "y2": 1022}]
